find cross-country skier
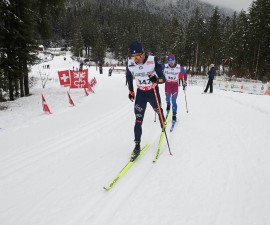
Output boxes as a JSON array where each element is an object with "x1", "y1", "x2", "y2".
[
  {"x1": 163, "y1": 54, "x2": 187, "y2": 122},
  {"x1": 126, "y1": 41, "x2": 166, "y2": 161}
]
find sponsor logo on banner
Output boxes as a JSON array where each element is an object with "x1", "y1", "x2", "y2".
[
  {"x1": 231, "y1": 84, "x2": 240, "y2": 89},
  {"x1": 259, "y1": 85, "x2": 265, "y2": 94},
  {"x1": 242, "y1": 85, "x2": 250, "y2": 91}
]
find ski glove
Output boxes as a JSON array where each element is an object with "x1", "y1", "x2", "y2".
[
  {"x1": 183, "y1": 82, "x2": 187, "y2": 91},
  {"x1": 148, "y1": 75, "x2": 158, "y2": 83},
  {"x1": 128, "y1": 91, "x2": 135, "y2": 102}
]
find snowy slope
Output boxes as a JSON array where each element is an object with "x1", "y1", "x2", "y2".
[{"x1": 0, "y1": 54, "x2": 270, "y2": 225}]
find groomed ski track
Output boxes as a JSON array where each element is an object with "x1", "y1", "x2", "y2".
[{"x1": 1, "y1": 56, "x2": 270, "y2": 225}]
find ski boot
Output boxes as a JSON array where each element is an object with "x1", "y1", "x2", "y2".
[
  {"x1": 130, "y1": 141, "x2": 141, "y2": 162},
  {"x1": 172, "y1": 115, "x2": 177, "y2": 124}
]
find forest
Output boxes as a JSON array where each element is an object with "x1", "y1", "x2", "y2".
[{"x1": 0, "y1": 0, "x2": 269, "y2": 101}]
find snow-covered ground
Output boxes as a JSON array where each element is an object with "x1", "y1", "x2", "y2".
[{"x1": 0, "y1": 53, "x2": 270, "y2": 225}]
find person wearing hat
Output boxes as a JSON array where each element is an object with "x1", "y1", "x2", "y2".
[
  {"x1": 204, "y1": 63, "x2": 216, "y2": 93},
  {"x1": 126, "y1": 41, "x2": 166, "y2": 161},
  {"x1": 163, "y1": 54, "x2": 187, "y2": 123}
]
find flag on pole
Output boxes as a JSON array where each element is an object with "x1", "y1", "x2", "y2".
[
  {"x1": 87, "y1": 82, "x2": 95, "y2": 93},
  {"x1": 58, "y1": 70, "x2": 70, "y2": 86},
  {"x1": 84, "y1": 88, "x2": 89, "y2": 96},
  {"x1": 42, "y1": 94, "x2": 52, "y2": 114},
  {"x1": 67, "y1": 91, "x2": 75, "y2": 106},
  {"x1": 70, "y1": 69, "x2": 89, "y2": 88},
  {"x1": 93, "y1": 77, "x2": 97, "y2": 85}
]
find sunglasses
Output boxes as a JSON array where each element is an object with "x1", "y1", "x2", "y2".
[{"x1": 131, "y1": 54, "x2": 143, "y2": 60}]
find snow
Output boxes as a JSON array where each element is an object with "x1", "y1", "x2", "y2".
[{"x1": 1, "y1": 53, "x2": 270, "y2": 225}]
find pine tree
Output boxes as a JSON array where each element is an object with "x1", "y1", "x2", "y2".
[
  {"x1": 206, "y1": 7, "x2": 223, "y2": 68},
  {"x1": 248, "y1": 0, "x2": 270, "y2": 81},
  {"x1": 185, "y1": 8, "x2": 208, "y2": 74},
  {"x1": 71, "y1": 25, "x2": 84, "y2": 57},
  {"x1": 0, "y1": 0, "x2": 21, "y2": 100}
]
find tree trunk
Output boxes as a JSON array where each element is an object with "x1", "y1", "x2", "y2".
[
  {"x1": 20, "y1": 77, "x2": 25, "y2": 97},
  {"x1": 8, "y1": 74, "x2": 14, "y2": 101},
  {"x1": 195, "y1": 43, "x2": 199, "y2": 74},
  {"x1": 14, "y1": 79, "x2": 19, "y2": 97},
  {"x1": 254, "y1": 42, "x2": 260, "y2": 80},
  {"x1": 23, "y1": 59, "x2": 29, "y2": 95}
]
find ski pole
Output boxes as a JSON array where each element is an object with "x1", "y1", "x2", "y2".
[
  {"x1": 202, "y1": 72, "x2": 208, "y2": 93},
  {"x1": 152, "y1": 84, "x2": 172, "y2": 155},
  {"x1": 202, "y1": 78, "x2": 207, "y2": 93},
  {"x1": 154, "y1": 112, "x2": 157, "y2": 122},
  {"x1": 184, "y1": 90, "x2": 189, "y2": 113}
]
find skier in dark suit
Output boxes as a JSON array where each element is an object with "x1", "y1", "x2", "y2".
[
  {"x1": 126, "y1": 41, "x2": 166, "y2": 161},
  {"x1": 204, "y1": 64, "x2": 216, "y2": 93}
]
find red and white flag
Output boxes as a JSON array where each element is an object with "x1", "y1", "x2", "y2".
[
  {"x1": 93, "y1": 77, "x2": 97, "y2": 85},
  {"x1": 70, "y1": 69, "x2": 88, "y2": 88},
  {"x1": 42, "y1": 94, "x2": 52, "y2": 114},
  {"x1": 84, "y1": 88, "x2": 89, "y2": 96},
  {"x1": 58, "y1": 70, "x2": 70, "y2": 86},
  {"x1": 87, "y1": 82, "x2": 95, "y2": 93},
  {"x1": 67, "y1": 91, "x2": 75, "y2": 106}
]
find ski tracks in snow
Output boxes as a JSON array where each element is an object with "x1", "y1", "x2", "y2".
[
  {"x1": 0, "y1": 101, "x2": 133, "y2": 224},
  {"x1": 75, "y1": 121, "x2": 172, "y2": 225},
  {"x1": 0, "y1": 104, "x2": 131, "y2": 179}
]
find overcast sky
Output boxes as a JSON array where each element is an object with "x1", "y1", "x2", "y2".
[{"x1": 203, "y1": 0, "x2": 254, "y2": 11}]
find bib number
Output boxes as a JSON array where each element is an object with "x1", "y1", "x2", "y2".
[
  {"x1": 168, "y1": 76, "x2": 177, "y2": 80},
  {"x1": 138, "y1": 79, "x2": 151, "y2": 85}
]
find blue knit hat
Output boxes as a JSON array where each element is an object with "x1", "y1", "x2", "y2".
[
  {"x1": 129, "y1": 41, "x2": 144, "y2": 54},
  {"x1": 168, "y1": 54, "x2": 175, "y2": 62}
]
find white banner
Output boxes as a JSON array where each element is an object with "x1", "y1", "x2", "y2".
[{"x1": 189, "y1": 77, "x2": 270, "y2": 95}]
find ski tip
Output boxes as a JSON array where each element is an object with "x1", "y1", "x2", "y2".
[{"x1": 103, "y1": 186, "x2": 110, "y2": 191}]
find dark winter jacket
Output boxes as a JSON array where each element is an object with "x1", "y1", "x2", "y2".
[{"x1": 208, "y1": 67, "x2": 216, "y2": 80}]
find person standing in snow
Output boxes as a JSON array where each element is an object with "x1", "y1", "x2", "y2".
[
  {"x1": 204, "y1": 64, "x2": 216, "y2": 93},
  {"x1": 126, "y1": 41, "x2": 166, "y2": 161},
  {"x1": 163, "y1": 54, "x2": 187, "y2": 122},
  {"x1": 98, "y1": 61, "x2": 103, "y2": 74}
]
